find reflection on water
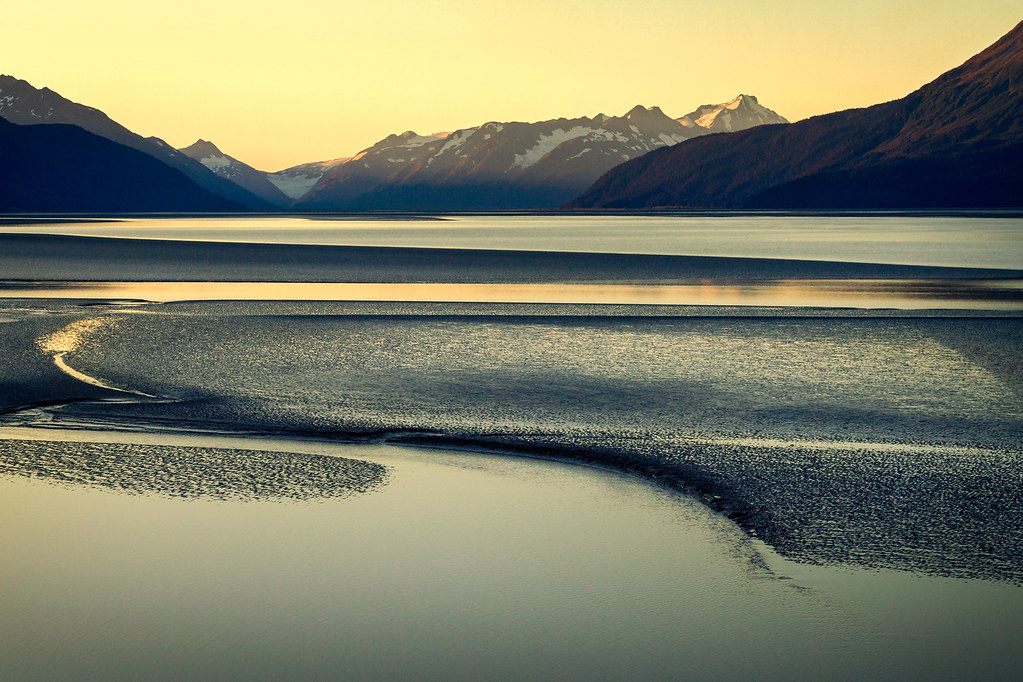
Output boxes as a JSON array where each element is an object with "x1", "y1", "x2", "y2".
[{"x1": 1, "y1": 279, "x2": 1022, "y2": 308}]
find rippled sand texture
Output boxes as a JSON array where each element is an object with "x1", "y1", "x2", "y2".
[
  {"x1": 0, "y1": 438, "x2": 388, "y2": 501},
  {"x1": 3, "y1": 301, "x2": 1022, "y2": 580}
]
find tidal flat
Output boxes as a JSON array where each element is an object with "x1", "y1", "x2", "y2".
[
  {"x1": 3, "y1": 298, "x2": 1022, "y2": 581},
  {"x1": 1, "y1": 215, "x2": 1022, "y2": 679}
]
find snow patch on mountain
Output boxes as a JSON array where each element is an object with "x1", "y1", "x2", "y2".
[
  {"x1": 267, "y1": 157, "x2": 350, "y2": 199},
  {"x1": 397, "y1": 131, "x2": 445, "y2": 147},
  {"x1": 511, "y1": 126, "x2": 597, "y2": 170},
  {"x1": 439, "y1": 128, "x2": 478, "y2": 155},
  {"x1": 680, "y1": 94, "x2": 788, "y2": 133},
  {"x1": 267, "y1": 174, "x2": 319, "y2": 199},
  {"x1": 199, "y1": 154, "x2": 234, "y2": 172}
]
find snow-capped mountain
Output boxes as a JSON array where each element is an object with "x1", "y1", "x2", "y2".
[
  {"x1": 677, "y1": 94, "x2": 787, "y2": 133},
  {"x1": 0, "y1": 75, "x2": 274, "y2": 210},
  {"x1": 0, "y1": 75, "x2": 790, "y2": 212},
  {"x1": 178, "y1": 139, "x2": 290, "y2": 206},
  {"x1": 267, "y1": 157, "x2": 351, "y2": 200},
  {"x1": 297, "y1": 97, "x2": 787, "y2": 210}
]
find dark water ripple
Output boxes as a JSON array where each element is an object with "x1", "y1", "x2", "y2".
[{"x1": 0, "y1": 439, "x2": 389, "y2": 501}]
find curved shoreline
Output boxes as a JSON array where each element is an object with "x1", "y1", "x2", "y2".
[
  {"x1": 51, "y1": 351, "x2": 159, "y2": 398},
  {"x1": 9, "y1": 401, "x2": 1020, "y2": 583}
]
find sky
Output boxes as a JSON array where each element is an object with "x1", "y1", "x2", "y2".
[{"x1": 5, "y1": 1, "x2": 1020, "y2": 171}]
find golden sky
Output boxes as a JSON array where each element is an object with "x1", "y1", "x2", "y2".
[{"x1": 6, "y1": 1, "x2": 1020, "y2": 171}]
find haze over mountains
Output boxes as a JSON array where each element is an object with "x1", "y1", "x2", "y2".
[{"x1": 568, "y1": 20, "x2": 1023, "y2": 209}]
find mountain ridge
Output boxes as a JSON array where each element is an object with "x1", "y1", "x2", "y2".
[
  {"x1": 0, "y1": 75, "x2": 273, "y2": 210},
  {"x1": 566, "y1": 21, "x2": 1023, "y2": 209},
  {"x1": 0, "y1": 117, "x2": 241, "y2": 212}
]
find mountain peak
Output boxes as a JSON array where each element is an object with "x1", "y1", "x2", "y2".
[
  {"x1": 678, "y1": 94, "x2": 788, "y2": 132},
  {"x1": 622, "y1": 105, "x2": 683, "y2": 135},
  {"x1": 182, "y1": 139, "x2": 223, "y2": 156},
  {"x1": 723, "y1": 94, "x2": 757, "y2": 109},
  {"x1": 178, "y1": 138, "x2": 292, "y2": 205},
  {"x1": 0, "y1": 74, "x2": 27, "y2": 87},
  {"x1": 625, "y1": 104, "x2": 667, "y2": 119}
]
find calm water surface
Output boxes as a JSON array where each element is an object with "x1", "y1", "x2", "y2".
[
  {"x1": 2, "y1": 428, "x2": 1020, "y2": 681},
  {"x1": 3, "y1": 214, "x2": 1022, "y2": 679},
  {"x1": 3, "y1": 214, "x2": 1022, "y2": 269}
]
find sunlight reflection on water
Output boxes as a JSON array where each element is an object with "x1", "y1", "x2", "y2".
[{"x1": 1, "y1": 279, "x2": 1021, "y2": 309}]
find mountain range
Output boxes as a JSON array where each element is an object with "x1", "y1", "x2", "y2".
[
  {"x1": 171, "y1": 95, "x2": 785, "y2": 210},
  {"x1": 567, "y1": 20, "x2": 1023, "y2": 209},
  {"x1": 0, "y1": 74, "x2": 785, "y2": 212},
  {"x1": 296, "y1": 95, "x2": 786, "y2": 210}
]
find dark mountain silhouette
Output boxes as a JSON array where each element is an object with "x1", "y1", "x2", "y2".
[
  {"x1": 0, "y1": 75, "x2": 272, "y2": 209},
  {"x1": 0, "y1": 117, "x2": 241, "y2": 212},
  {"x1": 566, "y1": 20, "x2": 1023, "y2": 209}
]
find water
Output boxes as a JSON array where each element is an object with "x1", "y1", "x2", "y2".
[
  {"x1": 2, "y1": 279, "x2": 1021, "y2": 308},
  {"x1": 2, "y1": 213, "x2": 1023, "y2": 679},
  {"x1": 2, "y1": 428, "x2": 1021, "y2": 681},
  {"x1": 3, "y1": 213, "x2": 1022, "y2": 268}
]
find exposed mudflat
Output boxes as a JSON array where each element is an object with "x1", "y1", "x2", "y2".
[
  {"x1": 0, "y1": 438, "x2": 388, "y2": 501},
  {"x1": 3, "y1": 299, "x2": 1021, "y2": 582}
]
